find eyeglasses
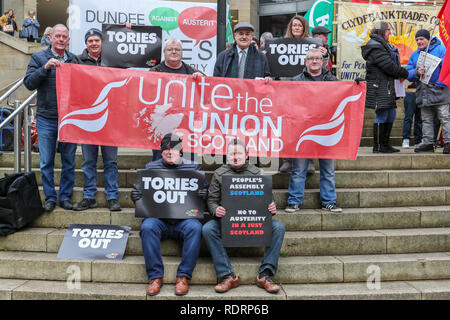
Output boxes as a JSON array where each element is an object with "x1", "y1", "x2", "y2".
[{"x1": 306, "y1": 57, "x2": 323, "y2": 61}]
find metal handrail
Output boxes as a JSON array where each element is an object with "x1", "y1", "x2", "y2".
[{"x1": 0, "y1": 77, "x2": 37, "y2": 173}]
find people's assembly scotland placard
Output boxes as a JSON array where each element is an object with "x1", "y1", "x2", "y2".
[
  {"x1": 264, "y1": 37, "x2": 322, "y2": 78},
  {"x1": 135, "y1": 169, "x2": 206, "y2": 219},
  {"x1": 57, "y1": 224, "x2": 131, "y2": 260},
  {"x1": 221, "y1": 175, "x2": 272, "y2": 247},
  {"x1": 101, "y1": 24, "x2": 162, "y2": 68}
]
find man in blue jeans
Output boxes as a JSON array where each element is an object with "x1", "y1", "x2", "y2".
[
  {"x1": 24, "y1": 24, "x2": 77, "y2": 212},
  {"x1": 71, "y1": 28, "x2": 120, "y2": 212},
  {"x1": 285, "y1": 48, "x2": 342, "y2": 213},
  {"x1": 131, "y1": 133, "x2": 208, "y2": 296},
  {"x1": 203, "y1": 139, "x2": 285, "y2": 294}
]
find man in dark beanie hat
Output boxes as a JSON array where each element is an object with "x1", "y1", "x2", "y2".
[
  {"x1": 406, "y1": 28, "x2": 450, "y2": 154},
  {"x1": 72, "y1": 27, "x2": 122, "y2": 212},
  {"x1": 130, "y1": 132, "x2": 208, "y2": 296}
]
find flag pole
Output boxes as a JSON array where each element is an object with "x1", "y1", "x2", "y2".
[{"x1": 421, "y1": 18, "x2": 440, "y2": 68}]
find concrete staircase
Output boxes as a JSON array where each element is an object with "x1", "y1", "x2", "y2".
[{"x1": 1, "y1": 145, "x2": 450, "y2": 300}]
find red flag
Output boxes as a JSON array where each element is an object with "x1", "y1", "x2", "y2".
[
  {"x1": 438, "y1": 0, "x2": 450, "y2": 86},
  {"x1": 56, "y1": 63, "x2": 366, "y2": 160}
]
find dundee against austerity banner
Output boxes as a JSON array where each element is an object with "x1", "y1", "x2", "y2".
[
  {"x1": 56, "y1": 63, "x2": 366, "y2": 160},
  {"x1": 337, "y1": 2, "x2": 439, "y2": 80},
  {"x1": 68, "y1": 0, "x2": 224, "y2": 75}
]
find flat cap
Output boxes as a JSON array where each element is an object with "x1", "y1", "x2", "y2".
[
  {"x1": 233, "y1": 22, "x2": 254, "y2": 33},
  {"x1": 312, "y1": 26, "x2": 331, "y2": 35}
]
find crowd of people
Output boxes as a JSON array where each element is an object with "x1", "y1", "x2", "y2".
[{"x1": 20, "y1": 11, "x2": 449, "y2": 297}]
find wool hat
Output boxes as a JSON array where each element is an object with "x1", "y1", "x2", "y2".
[
  {"x1": 160, "y1": 133, "x2": 183, "y2": 153},
  {"x1": 415, "y1": 29, "x2": 430, "y2": 40},
  {"x1": 84, "y1": 28, "x2": 102, "y2": 43}
]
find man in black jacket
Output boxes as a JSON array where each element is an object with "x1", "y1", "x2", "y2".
[
  {"x1": 285, "y1": 48, "x2": 342, "y2": 213},
  {"x1": 24, "y1": 24, "x2": 77, "y2": 212},
  {"x1": 71, "y1": 28, "x2": 121, "y2": 212},
  {"x1": 214, "y1": 22, "x2": 271, "y2": 82}
]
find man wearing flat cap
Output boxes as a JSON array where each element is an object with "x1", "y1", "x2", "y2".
[
  {"x1": 131, "y1": 133, "x2": 208, "y2": 297},
  {"x1": 312, "y1": 26, "x2": 333, "y2": 72},
  {"x1": 72, "y1": 28, "x2": 121, "y2": 212},
  {"x1": 214, "y1": 22, "x2": 271, "y2": 81}
]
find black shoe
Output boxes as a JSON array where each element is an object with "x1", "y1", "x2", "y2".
[
  {"x1": 108, "y1": 199, "x2": 122, "y2": 211},
  {"x1": 73, "y1": 198, "x2": 97, "y2": 211},
  {"x1": 44, "y1": 201, "x2": 56, "y2": 212},
  {"x1": 443, "y1": 143, "x2": 450, "y2": 154},
  {"x1": 59, "y1": 200, "x2": 73, "y2": 210},
  {"x1": 414, "y1": 144, "x2": 434, "y2": 153}
]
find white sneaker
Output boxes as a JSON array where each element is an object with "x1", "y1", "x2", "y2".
[{"x1": 402, "y1": 139, "x2": 410, "y2": 148}]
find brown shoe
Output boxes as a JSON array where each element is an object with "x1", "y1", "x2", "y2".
[
  {"x1": 214, "y1": 274, "x2": 239, "y2": 293},
  {"x1": 146, "y1": 278, "x2": 163, "y2": 296},
  {"x1": 175, "y1": 277, "x2": 189, "y2": 296},
  {"x1": 256, "y1": 275, "x2": 280, "y2": 294}
]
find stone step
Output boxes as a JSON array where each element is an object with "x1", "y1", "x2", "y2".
[
  {"x1": 2, "y1": 227, "x2": 449, "y2": 257},
  {"x1": 5, "y1": 168, "x2": 450, "y2": 189},
  {"x1": 37, "y1": 185, "x2": 450, "y2": 209},
  {"x1": 29, "y1": 206, "x2": 450, "y2": 231},
  {"x1": 2, "y1": 147, "x2": 450, "y2": 171},
  {"x1": 2, "y1": 278, "x2": 450, "y2": 300},
  {"x1": 1, "y1": 251, "x2": 450, "y2": 285}
]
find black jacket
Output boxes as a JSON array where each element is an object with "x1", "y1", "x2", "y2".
[
  {"x1": 292, "y1": 69, "x2": 338, "y2": 82},
  {"x1": 213, "y1": 43, "x2": 271, "y2": 79},
  {"x1": 72, "y1": 49, "x2": 101, "y2": 66},
  {"x1": 149, "y1": 61, "x2": 200, "y2": 74},
  {"x1": 24, "y1": 47, "x2": 76, "y2": 119},
  {"x1": 361, "y1": 34, "x2": 408, "y2": 110}
]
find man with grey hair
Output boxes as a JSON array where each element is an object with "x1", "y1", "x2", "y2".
[
  {"x1": 285, "y1": 48, "x2": 342, "y2": 213},
  {"x1": 24, "y1": 24, "x2": 77, "y2": 212},
  {"x1": 259, "y1": 31, "x2": 273, "y2": 52},
  {"x1": 149, "y1": 38, "x2": 203, "y2": 161}
]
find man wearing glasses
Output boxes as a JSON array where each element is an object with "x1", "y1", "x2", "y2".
[{"x1": 285, "y1": 48, "x2": 343, "y2": 213}]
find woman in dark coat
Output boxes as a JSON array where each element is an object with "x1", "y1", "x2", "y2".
[{"x1": 361, "y1": 22, "x2": 409, "y2": 153}]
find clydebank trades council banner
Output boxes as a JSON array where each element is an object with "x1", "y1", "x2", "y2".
[{"x1": 337, "y1": 3, "x2": 439, "y2": 81}]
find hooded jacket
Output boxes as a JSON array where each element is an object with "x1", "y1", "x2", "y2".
[
  {"x1": 361, "y1": 34, "x2": 408, "y2": 110},
  {"x1": 406, "y1": 37, "x2": 450, "y2": 108}
]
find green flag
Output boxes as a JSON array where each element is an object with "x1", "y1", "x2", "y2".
[
  {"x1": 304, "y1": 0, "x2": 335, "y2": 46},
  {"x1": 226, "y1": 0, "x2": 234, "y2": 44}
]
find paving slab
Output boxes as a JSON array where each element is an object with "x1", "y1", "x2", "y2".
[
  {"x1": 407, "y1": 279, "x2": 450, "y2": 300},
  {"x1": 0, "y1": 279, "x2": 28, "y2": 300}
]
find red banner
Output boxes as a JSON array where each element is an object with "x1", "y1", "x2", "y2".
[
  {"x1": 56, "y1": 63, "x2": 366, "y2": 160},
  {"x1": 439, "y1": 0, "x2": 450, "y2": 87}
]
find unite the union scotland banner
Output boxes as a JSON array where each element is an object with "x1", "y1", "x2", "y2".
[
  {"x1": 337, "y1": 3, "x2": 440, "y2": 81},
  {"x1": 56, "y1": 63, "x2": 366, "y2": 160}
]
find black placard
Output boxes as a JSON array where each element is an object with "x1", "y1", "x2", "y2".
[
  {"x1": 101, "y1": 24, "x2": 162, "y2": 68},
  {"x1": 264, "y1": 37, "x2": 322, "y2": 78},
  {"x1": 221, "y1": 175, "x2": 272, "y2": 247},
  {"x1": 135, "y1": 169, "x2": 206, "y2": 219},
  {"x1": 57, "y1": 224, "x2": 131, "y2": 260}
]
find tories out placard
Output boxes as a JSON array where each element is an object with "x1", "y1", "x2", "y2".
[
  {"x1": 221, "y1": 175, "x2": 272, "y2": 247},
  {"x1": 57, "y1": 224, "x2": 131, "y2": 260},
  {"x1": 135, "y1": 169, "x2": 207, "y2": 219},
  {"x1": 101, "y1": 24, "x2": 162, "y2": 68},
  {"x1": 264, "y1": 37, "x2": 322, "y2": 78}
]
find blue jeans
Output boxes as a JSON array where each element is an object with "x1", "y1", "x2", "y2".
[
  {"x1": 287, "y1": 158, "x2": 337, "y2": 206},
  {"x1": 140, "y1": 218, "x2": 202, "y2": 280},
  {"x1": 36, "y1": 116, "x2": 76, "y2": 202},
  {"x1": 202, "y1": 219, "x2": 285, "y2": 278},
  {"x1": 375, "y1": 108, "x2": 396, "y2": 123},
  {"x1": 402, "y1": 92, "x2": 422, "y2": 142},
  {"x1": 81, "y1": 144, "x2": 118, "y2": 200}
]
